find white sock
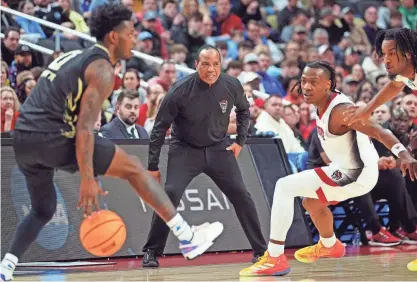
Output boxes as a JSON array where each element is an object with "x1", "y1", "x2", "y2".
[
  {"x1": 166, "y1": 213, "x2": 193, "y2": 242},
  {"x1": 268, "y1": 241, "x2": 284, "y2": 257},
  {"x1": 1, "y1": 253, "x2": 18, "y2": 280},
  {"x1": 320, "y1": 233, "x2": 337, "y2": 248}
]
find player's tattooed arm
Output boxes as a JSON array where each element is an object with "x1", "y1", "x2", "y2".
[{"x1": 76, "y1": 59, "x2": 114, "y2": 181}]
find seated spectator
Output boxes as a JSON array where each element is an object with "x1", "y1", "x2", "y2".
[
  {"x1": 169, "y1": 44, "x2": 189, "y2": 80},
  {"x1": 59, "y1": 0, "x2": 90, "y2": 34},
  {"x1": 232, "y1": 0, "x2": 262, "y2": 25},
  {"x1": 100, "y1": 90, "x2": 148, "y2": 139},
  {"x1": 1, "y1": 87, "x2": 20, "y2": 133},
  {"x1": 147, "y1": 60, "x2": 177, "y2": 92},
  {"x1": 8, "y1": 45, "x2": 34, "y2": 89},
  {"x1": 283, "y1": 76, "x2": 303, "y2": 106},
  {"x1": 16, "y1": 0, "x2": 47, "y2": 42},
  {"x1": 138, "y1": 11, "x2": 168, "y2": 59},
  {"x1": 401, "y1": 94, "x2": 417, "y2": 129},
  {"x1": 1, "y1": 27, "x2": 20, "y2": 66},
  {"x1": 362, "y1": 6, "x2": 384, "y2": 46},
  {"x1": 211, "y1": 0, "x2": 244, "y2": 36},
  {"x1": 362, "y1": 48, "x2": 387, "y2": 83},
  {"x1": 111, "y1": 69, "x2": 147, "y2": 112},
  {"x1": 144, "y1": 92, "x2": 167, "y2": 135},
  {"x1": 225, "y1": 60, "x2": 243, "y2": 78},
  {"x1": 16, "y1": 77, "x2": 36, "y2": 104},
  {"x1": 372, "y1": 104, "x2": 391, "y2": 125},
  {"x1": 137, "y1": 84, "x2": 165, "y2": 127},
  {"x1": 33, "y1": 0, "x2": 71, "y2": 38},
  {"x1": 255, "y1": 95, "x2": 305, "y2": 154},
  {"x1": 126, "y1": 31, "x2": 158, "y2": 81},
  {"x1": 160, "y1": 0, "x2": 178, "y2": 30},
  {"x1": 1, "y1": 61, "x2": 10, "y2": 87},
  {"x1": 298, "y1": 102, "x2": 316, "y2": 142},
  {"x1": 340, "y1": 7, "x2": 371, "y2": 54},
  {"x1": 399, "y1": 0, "x2": 417, "y2": 31},
  {"x1": 283, "y1": 104, "x2": 306, "y2": 149}
]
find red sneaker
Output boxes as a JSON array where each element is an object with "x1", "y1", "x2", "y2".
[
  {"x1": 294, "y1": 239, "x2": 345, "y2": 263},
  {"x1": 239, "y1": 252, "x2": 291, "y2": 277},
  {"x1": 369, "y1": 227, "x2": 402, "y2": 247}
]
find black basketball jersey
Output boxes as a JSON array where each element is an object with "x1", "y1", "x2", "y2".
[{"x1": 15, "y1": 44, "x2": 111, "y2": 138}]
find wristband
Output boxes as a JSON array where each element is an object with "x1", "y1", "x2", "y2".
[{"x1": 391, "y1": 143, "x2": 407, "y2": 157}]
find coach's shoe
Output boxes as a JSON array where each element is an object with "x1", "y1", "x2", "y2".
[
  {"x1": 180, "y1": 221, "x2": 224, "y2": 260},
  {"x1": 142, "y1": 250, "x2": 159, "y2": 268},
  {"x1": 369, "y1": 227, "x2": 402, "y2": 247},
  {"x1": 393, "y1": 228, "x2": 417, "y2": 245},
  {"x1": 294, "y1": 239, "x2": 345, "y2": 263},
  {"x1": 407, "y1": 258, "x2": 417, "y2": 271},
  {"x1": 239, "y1": 251, "x2": 291, "y2": 276},
  {"x1": 0, "y1": 254, "x2": 17, "y2": 281}
]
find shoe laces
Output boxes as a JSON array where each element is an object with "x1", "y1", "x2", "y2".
[{"x1": 252, "y1": 252, "x2": 270, "y2": 266}]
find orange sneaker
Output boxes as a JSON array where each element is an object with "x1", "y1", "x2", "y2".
[
  {"x1": 294, "y1": 239, "x2": 345, "y2": 263},
  {"x1": 239, "y1": 251, "x2": 291, "y2": 277}
]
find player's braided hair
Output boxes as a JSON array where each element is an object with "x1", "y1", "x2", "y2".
[
  {"x1": 375, "y1": 28, "x2": 417, "y2": 74},
  {"x1": 292, "y1": 61, "x2": 340, "y2": 95}
]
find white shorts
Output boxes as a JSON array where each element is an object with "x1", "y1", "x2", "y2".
[{"x1": 280, "y1": 164, "x2": 379, "y2": 204}]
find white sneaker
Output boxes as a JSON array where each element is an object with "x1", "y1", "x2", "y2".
[
  {"x1": 1, "y1": 262, "x2": 15, "y2": 281},
  {"x1": 179, "y1": 221, "x2": 224, "y2": 260}
]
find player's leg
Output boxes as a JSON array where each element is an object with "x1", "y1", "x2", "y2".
[
  {"x1": 204, "y1": 146, "x2": 266, "y2": 261},
  {"x1": 93, "y1": 138, "x2": 223, "y2": 261},
  {"x1": 240, "y1": 167, "x2": 347, "y2": 277},
  {"x1": 142, "y1": 144, "x2": 206, "y2": 267},
  {"x1": 1, "y1": 132, "x2": 57, "y2": 281}
]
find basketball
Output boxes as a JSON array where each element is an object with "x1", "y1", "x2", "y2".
[{"x1": 80, "y1": 210, "x2": 127, "y2": 257}]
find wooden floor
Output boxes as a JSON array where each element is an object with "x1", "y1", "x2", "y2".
[{"x1": 14, "y1": 246, "x2": 417, "y2": 281}]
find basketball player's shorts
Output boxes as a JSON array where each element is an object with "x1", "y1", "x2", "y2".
[
  {"x1": 289, "y1": 164, "x2": 379, "y2": 205},
  {"x1": 12, "y1": 130, "x2": 116, "y2": 177}
]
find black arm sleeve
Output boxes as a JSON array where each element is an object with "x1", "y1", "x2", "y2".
[
  {"x1": 234, "y1": 82, "x2": 250, "y2": 146},
  {"x1": 147, "y1": 88, "x2": 180, "y2": 171}
]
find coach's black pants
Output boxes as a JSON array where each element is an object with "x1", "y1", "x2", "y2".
[
  {"x1": 354, "y1": 168, "x2": 417, "y2": 234},
  {"x1": 142, "y1": 140, "x2": 267, "y2": 255}
]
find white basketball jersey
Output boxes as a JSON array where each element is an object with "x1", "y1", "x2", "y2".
[
  {"x1": 315, "y1": 93, "x2": 379, "y2": 170},
  {"x1": 394, "y1": 73, "x2": 417, "y2": 90}
]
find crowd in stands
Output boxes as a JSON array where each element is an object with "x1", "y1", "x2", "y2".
[{"x1": 1, "y1": 0, "x2": 417, "y2": 245}]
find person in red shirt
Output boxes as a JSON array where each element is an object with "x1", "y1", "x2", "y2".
[
  {"x1": 1, "y1": 86, "x2": 20, "y2": 133},
  {"x1": 137, "y1": 84, "x2": 164, "y2": 126},
  {"x1": 211, "y1": 0, "x2": 244, "y2": 36}
]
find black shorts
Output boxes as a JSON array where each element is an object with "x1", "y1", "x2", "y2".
[{"x1": 13, "y1": 130, "x2": 116, "y2": 177}]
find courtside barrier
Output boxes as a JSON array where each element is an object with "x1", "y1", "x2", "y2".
[{"x1": 1, "y1": 138, "x2": 312, "y2": 262}]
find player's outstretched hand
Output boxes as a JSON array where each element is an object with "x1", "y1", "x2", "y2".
[
  {"x1": 342, "y1": 104, "x2": 371, "y2": 126},
  {"x1": 226, "y1": 143, "x2": 243, "y2": 158},
  {"x1": 398, "y1": 151, "x2": 417, "y2": 181},
  {"x1": 78, "y1": 179, "x2": 108, "y2": 217},
  {"x1": 148, "y1": 170, "x2": 161, "y2": 184}
]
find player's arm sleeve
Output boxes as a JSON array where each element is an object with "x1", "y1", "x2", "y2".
[
  {"x1": 234, "y1": 80, "x2": 250, "y2": 147},
  {"x1": 148, "y1": 87, "x2": 179, "y2": 171}
]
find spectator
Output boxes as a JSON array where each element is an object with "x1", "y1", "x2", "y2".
[
  {"x1": 1, "y1": 27, "x2": 20, "y2": 66},
  {"x1": 8, "y1": 45, "x2": 34, "y2": 89},
  {"x1": 16, "y1": 0, "x2": 47, "y2": 42},
  {"x1": 59, "y1": 0, "x2": 90, "y2": 34},
  {"x1": 389, "y1": 10, "x2": 405, "y2": 29},
  {"x1": 375, "y1": 74, "x2": 390, "y2": 91},
  {"x1": 1, "y1": 87, "x2": 20, "y2": 133},
  {"x1": 126, "y1": 31, "x2": 158, "y2": 80},
  {"x1": 255, "y1": 95, "x2": 305, "y2": 154},
  {"x1": 169, "y1": 44, "x2": 189, "y2": 79},
  {"x1": 147, "y1": 60, "x2": 177, "y2": 92},
  {"x1": 120, "y1": 0, "x2": 141, "y2": 28},
  {"x1": 30, "y1": 66, "x2": 44, "y2": 82},
  {"x1": 298, "y1": 101, "x2": 316, "y2": 142},
  {"x1": 377, "y1": 0, "x2": 401, "y2": 29},
  {"x1": 283, "y1": 104, "x2": 306, "y2": 149},
  {"x1": 399, "y1": 0, "x2": 417, "y2": 31},
  {"x1": 1, "y1": 61, "x2": 11, "y2": 87},
  {"x1": 280, "y1": 10, "x2": 311, "y2": 43},
  {"x1": 160, "y1": 0, "x2": 178, "y2": 30},
  {"x1": 211, "y1": 0, "x2": 244, "y2": 36},
  {"x1": 401, "y1": 94, "x2": 417, "y2": 129},
  {"x1": 362, "y1": 48, "x2": 387, "y2": 83},
  {"x1": 144, "y1": 92, "x2": 167, "y2": 135},
  {"x1": 362, "y1": 6, "x2": 384, "y2": 46},
  {"x1": 311, "y1": 6, "x2": 349, "y2": 46},
  {"x1": 276, "y1": 0, "x2": 302, "y2": 36},
  {"x1": 226, "y1": 60, "x2": 243, "y2": 78},
  {"x1": 16, "y1": 77, "x2": 36, "y2": 104},
  {"x1": 111, "y1": 69, "x2": 147, "y2": 111},
  {"x1": 340, "y1": 7, "x2": 371, "y2": 54},
  {"x1": 171, "y1": 12, "x2": 206, "y2": 67},
  {"x1": 33, "y1": 0, "x2": 70, "y2": 38},
  {"x1": 372, "y1": 104, "x2": 391, "y2": 125},
  {"x1": 233, "y1": 0, "x2": 262, "y2": 25},
  {"x1": 137, "y1": 84, "x2": 165, "y2": 127},
  {"x1": 139, "y1": 11, "x2": 169, "y2": 59},
  {"x1": 100, "y1": 90, "x2": 149, "y2": 139},
  {"x1": 283, "y1": 76, "x2": 303, "y2": 105}
]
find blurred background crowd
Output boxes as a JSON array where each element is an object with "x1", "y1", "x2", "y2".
[{"x1": 1, "y1": 0, "x2": 417, "y2": 246}]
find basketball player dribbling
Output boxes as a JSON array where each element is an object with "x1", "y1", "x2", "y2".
[
  {"x1": 239, "y1": 61, "x2": 417, "y2": 277},
  {"x1": 344, "y1": 28, "x2": 417, "y2": 272},
  {"x1": 0, "y1": 4, "x2": 223, "y2": 281}
]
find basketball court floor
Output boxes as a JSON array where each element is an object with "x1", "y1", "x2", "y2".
[{"x1": 13, "y1": 245, "x2": 417, "y2": 281}]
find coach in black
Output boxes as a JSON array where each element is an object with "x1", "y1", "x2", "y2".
[{"x1": 142, "y1": 45, "x2": 267, "y2": 267}]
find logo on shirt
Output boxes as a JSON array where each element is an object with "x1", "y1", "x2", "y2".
[
  {"x1": 219, "y1": 100, "x2": 228, "y2": 114},
  {"x1": 331, "y1": 170, "x2": 343, "y2": 181},
  {"x1": 317, "y1": 126, "x2": 325, "y2": 140}
]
